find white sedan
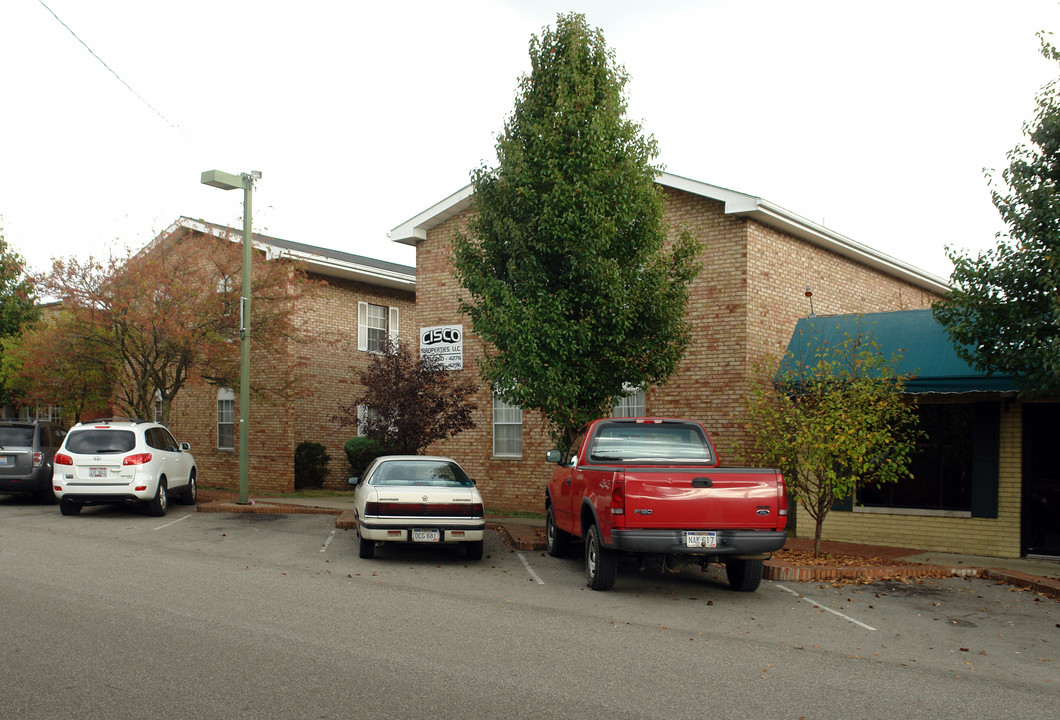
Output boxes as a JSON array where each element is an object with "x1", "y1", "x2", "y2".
[{"x1": 349, "y1": 456, "x2": 486, "y2": 560}]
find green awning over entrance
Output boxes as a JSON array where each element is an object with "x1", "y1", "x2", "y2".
[{"x1": 780, "y1": 309, "x2": 1020, "y2": 394}]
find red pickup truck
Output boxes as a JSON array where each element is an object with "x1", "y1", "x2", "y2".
[{"x1": 544, "y1": 417, "x2": 787, "y2": 591}]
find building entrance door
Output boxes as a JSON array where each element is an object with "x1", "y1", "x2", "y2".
[{"x1": 1023, "y1": 403, "x2": 1060, "y2": 557}]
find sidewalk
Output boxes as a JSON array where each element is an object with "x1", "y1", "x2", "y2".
[{"x1": 195, "y1": 492, "x2": 1060, "y2": 598}]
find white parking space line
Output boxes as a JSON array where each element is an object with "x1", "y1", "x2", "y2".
[
  {"x1": 320, "y1": 530, "x2": 336, "y2": 553},
  {"x1": 775, "y1": 583, "x2": 877, "y2": 631},
  {"x1": 153, "y1": 514, "x2": 193, "y2": 531},
  {"x1": 517, "y1": 552, "x2": 545, "y2": 585}
]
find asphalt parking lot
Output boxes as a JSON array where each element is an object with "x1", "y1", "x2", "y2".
[{"x1": 2, "y1": 496, "x2": 1057, "y2": 719}]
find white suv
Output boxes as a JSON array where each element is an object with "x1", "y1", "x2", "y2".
[{"x1": 52, "y1": 418, "x2": 197, "y2": 517}]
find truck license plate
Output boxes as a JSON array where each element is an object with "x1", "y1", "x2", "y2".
[
  {"x1": 0, "y1": 455, "x2": 12, "y2": 466},
  {"x1": 412, "y1": 529, "x2": 440, "y2": 542},
  {"x1": 89, "y1": 467, "x2": 107, "y2": 478},
  {"x1": 685, "y1": 532, "x2": 717, "y2": 548}
]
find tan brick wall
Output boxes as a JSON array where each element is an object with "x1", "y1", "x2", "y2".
[
  {"x1": 167, "y1": 235, "x2": 416, "y2": 496},
  {"x1": 415, "y1": 186, "x2": 941, "y2": 512},
  {"x1": 800, "y1": 401, "x2": 1023, "y2": 558}
]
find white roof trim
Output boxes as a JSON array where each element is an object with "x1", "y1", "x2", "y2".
[
  {"x1": 159, "y1": 218, "x2": 415, "y2": 291},
  {"x1": 389, "y1": 172, "x2": 949, "y2": 294}
]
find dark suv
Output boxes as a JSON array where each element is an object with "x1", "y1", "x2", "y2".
[{"x1": 0, "y1": 419, "x2": 67, "y2": 502}]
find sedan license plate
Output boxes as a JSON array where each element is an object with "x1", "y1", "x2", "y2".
[
  {"x1": 685, "y1": 532, "x2": 717, "y2": 549},
  {"x1": 89, "y1": 467, "x2": 107, "y2": 478},
  {"x1": 412, "y1": 529, "x2": 440, "y2": 543}
]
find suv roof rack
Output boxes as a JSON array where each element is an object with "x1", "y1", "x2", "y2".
[{"x1": 86, "y1": 417, "x2": 150, "y2": 425}]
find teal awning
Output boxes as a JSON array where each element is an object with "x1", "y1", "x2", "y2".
[{"x1": 779, "y1": 309, "x2": 1020, "y2": 394}]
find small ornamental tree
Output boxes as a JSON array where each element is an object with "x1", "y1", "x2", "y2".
[
  {"x1": 934, "y1": 35, "x2": 1060, "y2": 396},
  {"x1": 743, "y1": 322, "x2": 922, "y2": 556},
  {"x1": 336, "y1": 338, "x2": 477, "y2": 455},
  {"x1": 451, "y1": 13, "x2": 701, "y2": 448}
]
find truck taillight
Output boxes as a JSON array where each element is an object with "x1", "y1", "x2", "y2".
[
  {"x1": 610, "y1": 478, "x2": 625, "y2": 515},
  {"x1": 33, "y1": 451, "x2": 43, "y2": 468},
  {"x1": 123, "y1": 453, "x2": 152, "y2": 466},
  {"x1": 777, "y1": 476, "x2": 788, "y2": 529},
  {"x1": 54, "y1": 453, "x2": 73, "y2": 466}
]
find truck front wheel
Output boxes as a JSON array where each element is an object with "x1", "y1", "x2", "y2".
[
  {"x1": 545, "y1": 506, "x2": 571, "y2": 558},
  {"x1": 725, "y1": 558, "x2": 764, "y2": 592},
  {"x1": 585, "y1": 524, "x2": 617, "y2": 591}
]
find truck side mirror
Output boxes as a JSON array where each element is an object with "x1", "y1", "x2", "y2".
[
  {"x1": 347, "y1": 477, "x2": 359, "y2": 486},
  {"x1": 545, "y1": 449, "x2": 562, "y2": 464}
]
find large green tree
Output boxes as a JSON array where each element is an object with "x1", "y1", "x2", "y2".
[
  {"x1": 452, "y1": 13, "x2": 702, "y2": 447},
  {"x1": 743, "y1": 322, "x2": 921, "y2": 556},
  {"x1": 934, "y1": 36, "x2": 1060, "y2": 396}
]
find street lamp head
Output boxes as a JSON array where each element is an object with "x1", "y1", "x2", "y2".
[
  {"x1": 200, "y1": 169, "x2": 243, "y2": 191},
  {"x1": 250, "y1": 170, "x2": 262, "y2": 180}
]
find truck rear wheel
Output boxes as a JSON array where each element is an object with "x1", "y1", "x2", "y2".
[
  {"x1": 545, "y1": 506, "x2": 571, "y2": 558},
  {"x1": 585, "y1": 524, "x2": 617, "y2": 591},
  {"x1": 725, "y1": 558, "x2": 764, "y2": 592}
]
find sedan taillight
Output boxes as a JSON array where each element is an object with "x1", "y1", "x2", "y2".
[
  {"x1": 54, "y1": 453, "x2": 73, "y2": 466},
  {"x1": 123, "y1": 453, "x2": 152, "y2": 466}
]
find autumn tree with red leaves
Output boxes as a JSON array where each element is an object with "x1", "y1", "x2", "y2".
[
  {"x1": 336, "y1": 338, "x2": 477, "y2": 455},
  {"x1": 29, "y1": 227, "x2": 316, "y2": 423}
]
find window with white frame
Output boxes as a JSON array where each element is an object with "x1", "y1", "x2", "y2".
[
  {"x1": 493, "y1": 395, "x2": 523, "y2": 457},
  {"x1": 217, "y1": 388, "x2": 235, "y2": 450},
  {"x1": 358, "y1": 301, "x2": 399, "y2": 353},
  {"x1": 611, "y1": 387, "x2": 646, "y2": 418}
]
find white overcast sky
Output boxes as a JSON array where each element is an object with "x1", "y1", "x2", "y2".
[{"x1": 2, "y1": 0, "x2": 1057, "y2": 282}]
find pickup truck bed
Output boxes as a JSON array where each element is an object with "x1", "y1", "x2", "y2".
[{"x1": 545, "y1": 417, "x2": 787, "y2": 591}]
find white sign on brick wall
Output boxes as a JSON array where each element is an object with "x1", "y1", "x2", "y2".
[{"x1": 420, "y1": 325, "x2": 463, "y2": 370}]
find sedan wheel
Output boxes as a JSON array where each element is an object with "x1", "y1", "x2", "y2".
[{"x1": 358, "y1": 534, "x2": 375, "y2": 559}]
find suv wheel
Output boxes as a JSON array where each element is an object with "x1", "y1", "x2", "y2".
[
  {"x1": 180, "y1": 472, "x2": 197, "y2": 505},
  {"x1": 59, "y1": 499, "x2": 82, "y2": 516},
  {"x1": 147, "y1": 480, "x2": 168, "y2": 517}
]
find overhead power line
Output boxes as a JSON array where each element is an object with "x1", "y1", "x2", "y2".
[{"x1": 37, "y1": 0, "x2": 181, "y2": 130}]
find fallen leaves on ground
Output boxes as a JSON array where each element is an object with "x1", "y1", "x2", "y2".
[{"x1": 771, "y1": 548, "x2": 918, "y2": 567}]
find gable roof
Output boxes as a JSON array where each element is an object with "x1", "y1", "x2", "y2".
[
  {"x1": 158, "y1": 217, "x2": 415, "y2": 291},
  {"x1": 779, "y1": 309, "x2": 1020, "y2": 394},
  {"x1": 388, "y1": 172, "x2": 948, "y2": 294}
]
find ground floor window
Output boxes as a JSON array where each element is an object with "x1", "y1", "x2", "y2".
[
  {"x1": 217, "y1": 388, "x2": 235, "y2": 450},
  {"x1": 611, "y1": 387, "x2": 646, "y2": 417},
  {"x1": 493, "y1": 395, "x2": 522, "y2": 457},
  {"x1": 859, "y1": 403, "x2": 974, "y2": 511}
]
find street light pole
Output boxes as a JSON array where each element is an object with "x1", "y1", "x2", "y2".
[{"x1": 201, "y1": 169, "x2": 260, "y2": 505}]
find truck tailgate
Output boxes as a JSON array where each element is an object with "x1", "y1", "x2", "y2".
[{"x1": 622, "y1": 467, "x2": 784, "y2": 530}]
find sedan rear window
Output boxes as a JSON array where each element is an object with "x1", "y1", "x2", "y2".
[
  {"x1": 369, "y1": 460, "x2": 474, "y2": 487},
  {"x1": 65, "y1": 430, "x2": 136, "y2": 454},
  {"x1": 0, "y1": 427, "x2": 34, "y2": 446}
]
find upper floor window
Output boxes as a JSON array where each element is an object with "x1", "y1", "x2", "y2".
[{"x1": 358, "y1": 302, "x2": 399, "y2": 353}]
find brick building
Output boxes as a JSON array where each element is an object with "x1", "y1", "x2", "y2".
[
  {"x1": 390, "y1": 174, "x2": 944, "y2": 496},
  {"x1": 158, "y1": 218, "x2": 416, "y2": 494},
  {"x1": 390, "y1": 172, "x2": 1060, "y2": 560}
]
